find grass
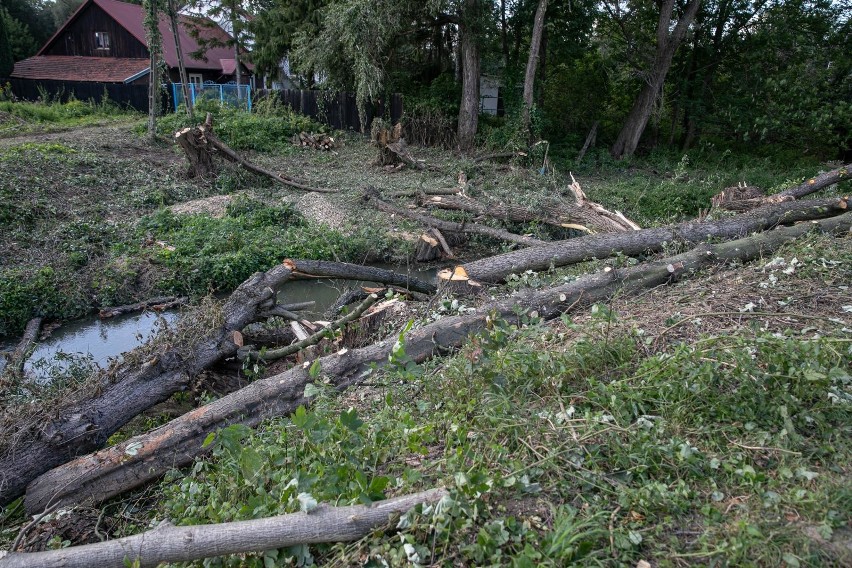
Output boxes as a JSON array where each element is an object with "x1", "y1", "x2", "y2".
[{"x1": 0, "y1": 91, "x2": 140, "y2": 136}]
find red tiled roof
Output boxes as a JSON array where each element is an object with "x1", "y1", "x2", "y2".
[
  {"x1": 37, "y1": 0, "x2": 243, "y2": 72},
  {"x1": 11, "y1": 56, "x2": 149, "y2": 83}
]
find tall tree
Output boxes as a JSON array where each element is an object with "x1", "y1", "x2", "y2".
[
  {"x1": 167, "y1": 0, "x2": 193, "y2": 116},
  {"x1": 609, "y1": 0, "x2": 700, "y2": 159},
  {"x1": 457, "y1": 0, "x2": 484, "y2": 151},
  {"x1": 143, "y1": 0, "x2": 163, "y2": 141},
  {"x1": 521, "y1": 0, "x2": 547, "y2": 134},
  {"x1": 0, "y1": 9, "x2": 13, "y2": 77},
  {"x1": 251, "y1": 0, "x2": 328, "y2": 85}
]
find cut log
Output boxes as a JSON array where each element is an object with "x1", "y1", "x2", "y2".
[
  {"x1": 24, "y1": 211, "x2": 852, "y2": 513},
  {"x1": 459, "y1": 197, "x2": 850, "y2": 284},
  {"x1": 98, "y1": 296, "x2": 187, "y2": 319},
  {"x1": 2, "y1": 488, "x2": 446, "y2": 568},
  {"x1": 291, "y1": 131, "x2": 337, "y2": 151},
  {"x1": 363, "y1": 187, "x2": 547, "y2": 247}
]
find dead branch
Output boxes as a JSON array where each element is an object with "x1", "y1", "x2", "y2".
[
  {"x1": 240, "y1": 293, "x2": 380, "y2": 361},
  {"x1": 363, "y1": 187, "x2": 547, "y2": 248},
  {"x1": 98, "y1": 297, "x2": 187, "y2": 319}
]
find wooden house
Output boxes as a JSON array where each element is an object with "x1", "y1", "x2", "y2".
[{"x1": 10, "y1": 0, "x2": 251, "y2": 95}]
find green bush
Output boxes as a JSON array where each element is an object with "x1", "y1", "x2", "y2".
[
  {"x1": 157, "y1": 103, "x2": 325, "y2": 153},
  {"x1": 0, "y1": 267, "x2": 88, "y2": 336}
]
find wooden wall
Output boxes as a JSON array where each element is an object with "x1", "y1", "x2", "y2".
[{"x1": 44, "y1": 4, "x2": 148, "y2": 59}]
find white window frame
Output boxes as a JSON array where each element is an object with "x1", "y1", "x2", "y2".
[
  {"x1": 94, "y1": 31, "x2": 110, "y2": 50},
  {"x1": 188, "y1": 74, "x2": 203, "y2": 87}
]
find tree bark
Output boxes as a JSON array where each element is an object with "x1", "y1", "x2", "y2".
[
  {"x1": 3, "y1": 489, "x2": 447, "y2": 568},
  {"x1": 459, "y1": 197, "x2": 850, "y2": 283},
  {"x1": 522, "y1": 0, "x2": 548, "y2": 134},
  {"x1": 167, "y1": 0, "x2": 193, "y2": 118},
  {"x1": 457, "y1": 0, "x2": 482, "y2": 151},
  {"x1": 23, "y1": 211, "x2": 852, "y2": 513},
  {"x1": 363, "y1": 188, "x2": 547, "y2": 247},
  {"x1": 610, "y1": 0, "x2": 701, "y2": 159},
  {"x1": 174, "y1": 114, "x2": 216, "y2": 178}
]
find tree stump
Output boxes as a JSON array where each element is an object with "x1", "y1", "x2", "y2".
[{"x1": 174, "y1": 113, "x2": 216, "y2": 178}]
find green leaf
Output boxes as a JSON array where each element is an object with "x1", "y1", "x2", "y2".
[
  {"x1": 308, "y1": 359, "x2": 321, "y2": 378},
  {"x1": 239, "y1": 447, "x2": 264, "y2": 482},
  {"x1": 201, "y1": 432, "x2": 216, "y2": 448},
  {"x1": 339, "y1": 408, "x2": 364, "y2": 432},
  {"x1": 303, "y1": 383, "x2": 321, "y2": 398}
]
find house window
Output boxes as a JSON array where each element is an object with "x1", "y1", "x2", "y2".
[
  {"x1": 94, "y1": 32, "x2": 110, "y2": 50},
  {"x1": 188, "y1": 74, "x2": 203, "y2": 87}
]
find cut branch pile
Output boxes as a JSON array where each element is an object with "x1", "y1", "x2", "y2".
[
  {"x1": 291, "y1": 131, "x2": 337, "y2": 151},
  {"x1": 421, "y1": 174, "x2": 639, "y2": 234}
]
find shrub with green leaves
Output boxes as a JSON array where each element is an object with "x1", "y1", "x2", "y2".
[{"x1": 157, "y1": 102, "x2": 325, "y2": 153}]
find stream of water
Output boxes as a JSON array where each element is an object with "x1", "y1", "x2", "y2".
[{"x1": 1, "y1": 264, "x2": 437, "y2": 382}]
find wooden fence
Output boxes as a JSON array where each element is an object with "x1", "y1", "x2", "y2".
[
  {"x1": 257, "y1": 89, "x2": 403, "y2": 132},
  {"x1": 2, "y1": 78, "x2": 171, "y2": 113}
]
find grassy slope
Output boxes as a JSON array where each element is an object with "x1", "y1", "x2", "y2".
[{"x1": 0, "y1": 106, "x2": 849, "y2": 566}]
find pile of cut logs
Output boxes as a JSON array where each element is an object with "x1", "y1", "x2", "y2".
[{"x1": 291, "y1": 132, "x2": 337, "y2": 151}]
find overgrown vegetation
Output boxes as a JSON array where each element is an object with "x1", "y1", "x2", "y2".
[
  {"x1": 0, "y1": 85, "x2": 139, "y2": 135},
  {"x1": 155, "y1": 98, "x2": 328, "y2": 152}
]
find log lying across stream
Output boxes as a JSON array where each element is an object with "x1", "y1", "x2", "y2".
[{"x1": 23, "y1": 211, "x2": 852, "y2": 514}]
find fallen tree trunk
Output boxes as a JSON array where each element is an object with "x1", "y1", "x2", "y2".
[
  {"x1": 2, "y1": 488, "x2": 447, "y2": 568},
  {"x1": 24, "y1": 211, "x2": 852, "y2": 513},
  {"x1": 98, "y1": 296, "x2": 187, "y2": 319},
  {"x1": 282, "y1": 259, "x2": 436, "y2": 294},
  {"x1": 0, "y1": 259, "x2": 433, "y2": 507},
  {"x1": 363, "y1": 187, "x2": 548, "y2": 247},
  {"x1": 460, "y1": 197, "x2": 850, "y2": 283},
  {"x1": 777, "y1": 162, "x2": 850, "y2": 199},
  {"x1": 0, "y1": 264, "x2": 294, "y2": 507},
  {"x1": 5, "y1": 317, "x2": 42, "y2": 375}
]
